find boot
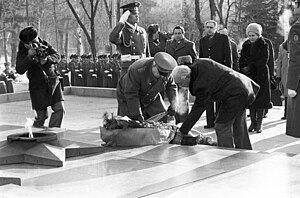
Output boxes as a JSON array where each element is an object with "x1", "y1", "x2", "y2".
[
  {"x1": 248, "y1": 108, "x2": 257, "y2": 132},
  {"x1": 256, "y1": 109, "x2": 264, "y2": 133}
]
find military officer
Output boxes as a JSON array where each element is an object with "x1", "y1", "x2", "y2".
[
  {"x1": 117, "y1": 52, "x2": 178, "y2": 122},
  {"x1": 68, "y1": 54, "x2": 78, "y2": 86},
  {"x1": 109, "y1": 2, "x2": 150, "y2": 76}
]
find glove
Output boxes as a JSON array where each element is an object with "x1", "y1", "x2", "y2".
[
  {"x1": 171, "y1": 129, "x2": 184, "y2": 144},
  {"x1": 119, "y1": 10, "x2": 130, "y2": 23},
  {"x1": 167, "y1": 105, "x2": 176, "y2": 116},
  {"x1": 288, "y1": 89, "x2": 297, "y2": 98},
  {"x1": 129, "y1": 114, "x2": 144, "y2": 123}
]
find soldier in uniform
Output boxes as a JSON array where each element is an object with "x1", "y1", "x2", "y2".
[
  {"x1": 117, "y1": 52, "x2": 177, "y2": 122},
  {"x1": 74, "y1": 55, "x2": 84, "y2": 86},
  {"x1": 109, "y1": 2, "x2": 150, "y2": 76},
  {"x1": 86, "y1": 55, "x2": 98, "y2": 87},
  {"x1": 96, "y1": 55, "x2": 104, "y2": 87},
  {"x1": 102, "y1": 54, "x2": 113, "y2": 88},
  {"x1": 286, "y1": 0, "x2": 300, "y2": 137},
  {"x1": 57, "y1": 55, "x2": 70, "y2": 87},
  {"x1": 68, "y1": 54, "x2": 78, "y2": 86}
]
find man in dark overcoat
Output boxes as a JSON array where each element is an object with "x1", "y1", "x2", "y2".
[
  {"x1": 199, "y1": 20, "x2": 233, "y2": 129},
  {"x1": 171, "y1": 59, "x2": 260, "y2": 149},
  {"x1": 165, "y1": 25, "x2": 197, "y2": 63},
  {"x1": 286, "y1": 0, "x2": 300, "y2": 138},
  {"x1": 109, "y1": 2, "x2": 150, "y2": 76},
  {"x1": 117, "y1": 52, "x2": 178, "y2": 122},
  {"x1": 16, "y1": 26, "x2": 64, "y2": 128}
]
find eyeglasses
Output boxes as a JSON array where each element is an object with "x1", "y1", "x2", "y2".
[{"x1": 206, "y1": 26, "x2": 215, "y2": 29}]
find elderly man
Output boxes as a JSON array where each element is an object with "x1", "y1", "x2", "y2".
[
  {"x1": 117, "y1": 52, "x2": 177, "y2": 122},
  {"x1": 109, "y1": 2, "x2": 150, "y2": 76},
  {"x1": 171, "y1": 59, "x2": 260, "y2": 149}
]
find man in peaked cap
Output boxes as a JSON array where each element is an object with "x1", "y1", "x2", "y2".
[
  {"x1": 117, "y1": 52, "x2": 178, "y2": 122},
  {"x1": 109, "y1": 1, "x2": 150, "y2": 77}
]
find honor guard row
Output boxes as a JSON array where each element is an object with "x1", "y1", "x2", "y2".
[{"x1": 55, "y1": 53, "x2": 121, "y2": 88}]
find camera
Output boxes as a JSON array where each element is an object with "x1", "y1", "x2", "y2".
[
  {"x1": 31, "y1": 42, "x2": 49, "y2": 63},
  {"x1": 159, "y1": 31, "x2": 172, "y2": 42}
]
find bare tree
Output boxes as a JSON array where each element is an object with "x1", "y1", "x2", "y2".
[{"x1": 66, "y1": 0, "x2": 100, "y2": 59}]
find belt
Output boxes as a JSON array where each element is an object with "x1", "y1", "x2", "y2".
[{"x1": 121, "y1": 54, "x2": 145, "y2": 62}]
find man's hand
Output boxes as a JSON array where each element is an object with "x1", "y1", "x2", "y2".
[
  {"x1": 171, "y1": 129, "x2": 184, "y2": 144},
  {"x1": 129, "y1": 114, "x2": 144, "y2": 123},
  {"x1": 167, "y1": 105, "x2": 176, "y2": 116},
  {"x1": 119, "y1": 10, "x2": 130, "y2": 23},
  {"x1": 28, "y1": 48, "x2": 37, "y2": 57},
  {"x1": 288, "y1": 89, "x2": 297, "y2": 98},
  {"x1": 39, "y1": 57, "x2": 48, "y2": 65}
]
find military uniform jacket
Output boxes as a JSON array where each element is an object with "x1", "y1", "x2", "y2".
[
  {"x1": 16, "y1": 38, "x2": 62, "y2": 110},
  {"x1": 109, "y1": 22, "x2": 150, "y2": 58},
  {"x1": 199, "y1": 32, "x2": 232, "y2": 68},
  {"x1": 180, "y1": 58, "x2": 260, "y2": 134},
  {"x1": 117, "y1": 58, "x2": 177, "y2": 117},
  {"x1": 165, "y1": 38, "x2": 198, "y2": 63}
]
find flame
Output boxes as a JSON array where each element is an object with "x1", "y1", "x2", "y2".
[{"x1": 25, "y1": 118, "x2": 34, "y2": 138}]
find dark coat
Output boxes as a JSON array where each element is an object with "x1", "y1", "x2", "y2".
[
  {"x1": 264, "y1": 37, "x2": 275, "y2": 76},
  {"x1": 180, "y1": 58, "x2": 260, "y2": 134},
  {"x1": 16, "y1": 38, "x2": 63, "y2": 110},
  {"x1": 117, "y1": 58, "x2": 177, "y2": 118},
  {"x1": 165, "y1": 38, "x2": 198, "y2": 63},
  {"x1": 148, "y1": 37, "x2": 166, "y2": 57},
  {"x1": 286, "y1": 20, "x2": 300, "y2": 137},
  {"x1": 239, "y1": 37, "x2": 272, "y2": 109},
  {"x1": 199, "y1": 32, "x2": 232, "y2": 68},
  {"x1": 230, "y1": 39, "x2": 239, "y2": 71}
]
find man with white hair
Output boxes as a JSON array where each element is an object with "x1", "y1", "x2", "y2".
[{"x1": 171, "y1": 59, "x2": 260, "y2": 149}]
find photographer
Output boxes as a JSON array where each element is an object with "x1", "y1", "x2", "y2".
[
  {"x1": 147, "y1": 24, "x2": 170, "y2": 57},
  {"x1": 16, "y1": 26, "x2": 65, "y2": 128}
]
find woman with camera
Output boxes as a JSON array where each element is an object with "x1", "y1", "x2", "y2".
[{"x1": 16, "y1": 26, "x2": 65, "y2": 128}]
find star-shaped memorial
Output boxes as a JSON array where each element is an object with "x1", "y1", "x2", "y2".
[{"x1": 0, "y1": 127, "x2": 114, "y2": 167}]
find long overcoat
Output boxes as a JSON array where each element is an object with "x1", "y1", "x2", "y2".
[
  {"x1": 286, "y1": 20, "x2": 300, "y2": 137},
  {"x1": 165, "y1": 38, "x2": 198, "y2": 63},
  {"x1": 180, "y1": 58, "x2": 260, "y2": 134},
  {"x1": 199, "y1": 32, "x2": 232, "y2": 68},
  {"x1": 117, "y1": 58, "x2": 177, "y2": 119},
  {"x1": 16, "y1": 38, "x2": 63, "y2": 110},
  {"x1": 239, "y1": 37, "x2": 272, "y2": 109},
  {"x1": 276, "y1": 43, "x2": 289, "y2": 97}
]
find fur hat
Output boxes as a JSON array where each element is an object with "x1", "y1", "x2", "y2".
[
  {"x1": 19, "y1": 26, "x2": 38, "y2": 44},
  {"x1": 246, "y1": 23, "x2": 262, "y2": 37}
]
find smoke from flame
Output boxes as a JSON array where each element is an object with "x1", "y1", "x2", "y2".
[
  {"x1": 277, "y1": 9, "x2": 292, "y2": 39},
  {"x1": 174, "y1": 87, "x2": 189, "y2": 115}
]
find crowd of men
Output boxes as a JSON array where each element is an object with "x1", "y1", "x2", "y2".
[{"x1": 56, "y1": 53, "x2": 121, "y2": 88}]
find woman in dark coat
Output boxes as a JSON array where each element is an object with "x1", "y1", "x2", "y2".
[{"x1": 239, "y1": 23, "x2": 272, "y2": 133}]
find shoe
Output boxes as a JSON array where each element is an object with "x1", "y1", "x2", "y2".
[
  {"x1": 204, "y1": 124, "x2": 215, "y2": 129},
  {"x1": 248, "y1": 122, "x2": 257, "y2": 132},
  {"x1": 32, "y1": 124, "x2": 46, "y2": 129},
  {"x1": 281, "y1": 116, "x2": 286, "y2": 120}
]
